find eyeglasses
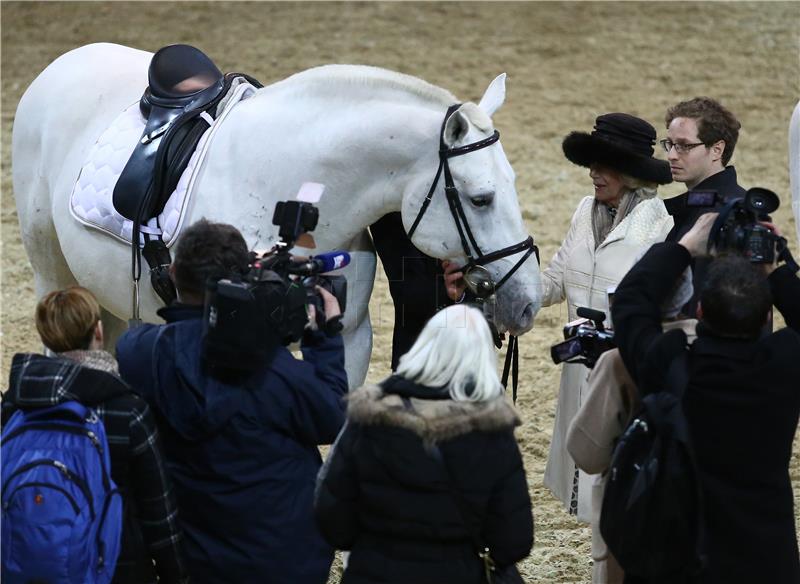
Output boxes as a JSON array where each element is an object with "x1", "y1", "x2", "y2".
[{"x1": 660, "y1": 139, "x2": 706, "y2": 154}]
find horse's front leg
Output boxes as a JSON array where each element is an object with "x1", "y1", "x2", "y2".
[{"x1": 340, "y1": 231, "x2": 376, "y2": 389}]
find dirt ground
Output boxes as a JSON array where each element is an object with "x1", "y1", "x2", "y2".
[{"x1": 2, "y1": 2, "x2": 799, "y2": 582}]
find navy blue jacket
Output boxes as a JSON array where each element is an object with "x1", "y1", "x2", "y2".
[{"x1": 116, "y1": 304, "x2": 348, "y2": 584}]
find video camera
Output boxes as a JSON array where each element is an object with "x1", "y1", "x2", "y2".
[
  {"x1": 203, "y1": 184, "x2": 348, "y2": 377},
  {"x1": 550, "y1": 307, "x2": 616, "y2": 368},
  {"x1": 688, "y1": 187, "x2": 788, "y2": 264}
]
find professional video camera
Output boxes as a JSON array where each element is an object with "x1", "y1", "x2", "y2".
[
  {"x1": 203, "y1": 183, "x2": 349, "y2": 376},
  {"x1": 687, "y1": 187, "x2": 788, "y2": 264},
  {"x1": 550, "y1": 307, "x2": 615, "y2": 368}
]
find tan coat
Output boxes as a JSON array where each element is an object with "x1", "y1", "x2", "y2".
[
  {"x1": 566, "y1": 320, "x2": 697, "y2": 584},
  {"x1": 540, "y1": 194, "x2": 673, "y2": 522}
]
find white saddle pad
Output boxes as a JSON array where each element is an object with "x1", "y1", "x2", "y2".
[{"x1": 70, "y1": 79, "x2": 257, "y2": 246}]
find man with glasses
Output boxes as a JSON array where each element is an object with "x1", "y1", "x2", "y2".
[{"x1": 660, "y1": 97, "x2": 746, "y2": 314}]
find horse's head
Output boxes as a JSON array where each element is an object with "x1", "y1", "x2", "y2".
[{"x1": 403, "y1": 74, "x2": 542, "y2": 336}]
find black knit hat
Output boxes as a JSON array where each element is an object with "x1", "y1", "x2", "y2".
[{"x1": 562, "y1": 113, "x2": 672, "y2": 184}]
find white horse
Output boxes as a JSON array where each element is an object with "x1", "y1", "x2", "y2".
[
  {"x1": 12, "y1": 43, "x2": 542, "y2": 387},
  {"x1": 789, "y1": 100, "x2": 800, "y2": 247}
]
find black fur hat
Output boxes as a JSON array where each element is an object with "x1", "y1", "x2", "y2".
[{"x1": 562, "y1": 113, "x2": 672, "y2": 185}]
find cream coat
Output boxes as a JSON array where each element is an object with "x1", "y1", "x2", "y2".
[{"x1": 540, "y1": 194, "x2": 673, "y2": 522}]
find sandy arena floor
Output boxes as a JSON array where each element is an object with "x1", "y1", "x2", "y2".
[{"x1": 2, "y1": 2, "x2": 799, "y2": 582}]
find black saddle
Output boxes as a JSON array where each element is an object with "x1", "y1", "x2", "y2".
[
  {"x1": 112, "y1": 44, "x2": 261, "y2": 307},
  {"x1": 113, "y1": 44, "x2": 234, "y2": 223},
  {"x1": 145, "y1": 43, "x2": 225, "y2": 105}
]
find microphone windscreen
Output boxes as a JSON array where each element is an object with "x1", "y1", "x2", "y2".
[
  {"x1": 314, "y1": 251, "x2": 351, "y2": 272},
  {"x1": 576, "y1": 306, "x2": 606, "y2": 323}
]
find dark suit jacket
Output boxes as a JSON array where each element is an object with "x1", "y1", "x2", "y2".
[
  {"x1": 613, "y1": 242, "x2": 800, "y2": 584},
  {"x1": 663, "y1": 166, "x2": 747, "y2": 316},
  {"x1": 370, "y1": 212, "x2": 452, "y2": 369}
]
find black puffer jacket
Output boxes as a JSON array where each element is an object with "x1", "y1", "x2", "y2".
[{"x1": 314, "y1": 376, "x2": 533, "y2": 584}]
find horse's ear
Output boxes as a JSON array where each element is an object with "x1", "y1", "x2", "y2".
[
  {"x1": 478, "y1": 73, "x2": 506, "y2": 118},
  {"x1": 443, "y1": 108, "x2": 472, "y2": 147}
]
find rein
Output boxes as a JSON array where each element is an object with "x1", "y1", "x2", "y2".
[{"x1": 408, "y1": 104, "x2": 540, "y2": 401}]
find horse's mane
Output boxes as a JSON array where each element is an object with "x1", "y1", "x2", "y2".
[{"x1": 273, "y1": 64, "x2": 458, "y2": 106}]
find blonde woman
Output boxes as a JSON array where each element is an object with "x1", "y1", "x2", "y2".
[
  {"x1": 315, "y1": 305, "x2": 533, "y2": 584},
  {"x1": 541, "y1": 113, "x2": 674, "y2": 524}
]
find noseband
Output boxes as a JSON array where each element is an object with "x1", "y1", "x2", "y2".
[{"x1": 407, "y1": 104, "x2": 539, "y2": 299}]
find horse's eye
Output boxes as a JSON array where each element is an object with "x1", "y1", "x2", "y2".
[{"x1": 470, "y1": 193, "x2": 494, "y2": 208}]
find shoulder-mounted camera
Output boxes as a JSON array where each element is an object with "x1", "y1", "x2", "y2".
[
  {"x1": 202, "y1": 185, "x2": 348, "y2": 378},
  {"x1": 705, "y1": 187, "x2": 785, "y2": 263}
]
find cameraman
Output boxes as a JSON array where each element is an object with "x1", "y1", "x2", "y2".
[
  {"x1": 612, "y1": 213, "x2": 800, "y2": 583},
  {"x1": 566, "y1": 266, "x2": 696, "y2": 584},
  {"x1": 116, "y1": 219, "x2": 348, "y2": 584}
]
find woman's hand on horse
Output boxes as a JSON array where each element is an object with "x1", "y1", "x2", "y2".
[{"x1": 442, "y1": 260, "x2": 467, "y2": 302}]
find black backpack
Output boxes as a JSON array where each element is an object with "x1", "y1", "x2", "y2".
[{"x1": 600, "y1": 351, "x2": 705, "y2": 582}]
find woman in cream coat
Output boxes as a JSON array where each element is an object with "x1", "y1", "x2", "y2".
[{"x1": 541, "y1": 113, "x2": 674, "y2": 522}]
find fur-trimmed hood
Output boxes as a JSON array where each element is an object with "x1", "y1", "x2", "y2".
[{"x1": 347, "y1": 379, "x2": 520, "y2": 444}]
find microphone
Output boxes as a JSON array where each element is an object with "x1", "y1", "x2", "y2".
[
  {"x1": 307, "y1": 251, "x2": 351, "y2": 273},
  {"x1": 576, "y1": 307, "x2": 607, "y2": 331}
]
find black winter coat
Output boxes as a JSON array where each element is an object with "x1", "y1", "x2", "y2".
[
  {"x1": 663, "y1": 166, "x2": 747, "y2": 316},
  {"x1": 315, "y1": 376, "x2": 533, "y2": 584},
  {"x1": 613, "y1": 242, "x2": 800, "y2": 584}
]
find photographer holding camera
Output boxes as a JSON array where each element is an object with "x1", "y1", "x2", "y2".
[
  {"x1": 612, "y1": 211, "x2": 800, "y2": 583},
  {"x1": 565, "y1": 266, "x2": 695, "y2": 584},
  {"x1": 116, "y1": 219, "x2": 348, "y2": 584}
]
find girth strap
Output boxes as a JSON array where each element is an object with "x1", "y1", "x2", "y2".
[{"x1": 124, "y1": 64, "x2": 263, "y2": 319}]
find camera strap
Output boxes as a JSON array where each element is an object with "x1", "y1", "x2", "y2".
[
  {"x1": 777, "y1": 237, "x2": 800, "y2": 273},
  {"x1": 428, "y1": 442, "x2": 500, "y2": 584},
  {"x1": 706, "y1": 198, "x2": 740, "y2": 255}
]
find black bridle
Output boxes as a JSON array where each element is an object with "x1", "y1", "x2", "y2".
[
  {"x1": 407, "y1": 104, "x2": 539, "y2": 300},
  {"x1": 407, "y1": 104, "x2": 540, "y2": 401}
]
